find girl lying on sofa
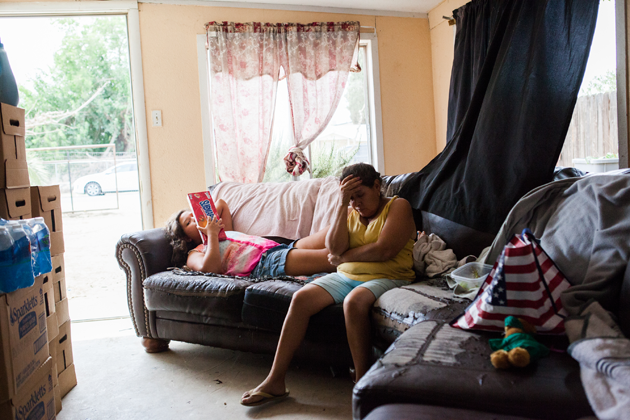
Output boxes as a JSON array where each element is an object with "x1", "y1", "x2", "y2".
[
  {"x1": 165, "y1": 199, "x2": 337, "y2": 277},
  {"x1": 241, "y1": 163, "x2": 417, "y2": 406}
]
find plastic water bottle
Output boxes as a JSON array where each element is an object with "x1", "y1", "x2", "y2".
[
  {"x1": 29, "y1": 217, "x2": 51, "y2": 275},
  {"x1": 0, "y1": 38, "x2": 19, "y2": 106},
  {"x1": 0, "y1": 226, "x2": 17, "y2": 293},
  {"x1": 6, "y1": 220, "x2": 34, "y2": 291},
  {"x1": 18, "y1": 220, "x2": 40, "y2": 277}
]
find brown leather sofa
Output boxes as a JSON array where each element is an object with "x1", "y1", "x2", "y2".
[{"x1": 115, "y1": 168, "x2": 624, "y2": 420}]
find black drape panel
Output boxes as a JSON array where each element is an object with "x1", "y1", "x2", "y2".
[
  {"x1": 399, "y1": 0, "x2": 599, "y2": 235},
  {"x1": 446, "y1": 0, "x2": 505, "y2": 143}
]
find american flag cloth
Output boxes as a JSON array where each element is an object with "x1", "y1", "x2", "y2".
[{"x1": 452, "y1": 229, "x2": 570, "y2": 334}]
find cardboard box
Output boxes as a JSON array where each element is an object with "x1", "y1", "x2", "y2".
[
  {"x1": 0, "y1": 357, "x2": 55, "y2": 420},
  {"x1": 0, "y1": 187, "x2": 31, "y2": 220},
  {"x1": 53, "y1": 384, "x2": 61, "y2": 415},
  {"x1": 55, "y1": 299, "x2": 69, "y2": 327},
  {"x1": 30, "y1": 185, "x2": 64, "y2": 256},
  {"x1": 41, "y1": 274, "x2": 59, "y2": 343},
  {"x1": 29, "y1": 186, "x2": 64, "y2": 255},
  {"x1": 58, "y1": 363, "x2": 76, "y2": 398},
  {"x1": 46, "y1": 313, "x2": 59, "y2": 345},
  {"x1": 0, "y1": 276, "x2": 49, "y2": 402},
  {"x1": 51, "y1": 255, "x2": 65, "y2": 283},
  {"x1": 52, "y1": 277, "x2": 66, "y2": 304},
  {"x1": 0, "y1": 103, "x2": 29, "y2": 190},
  {"x1": 49, "y1": 344, "x2": 58, "y2": 388},
  {"x1": 51, "y1": 321, "x2": 73, "y2": 376}
]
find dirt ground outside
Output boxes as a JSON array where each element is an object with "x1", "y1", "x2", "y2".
[{"x1": 61, "y1": 191, "x2": 143, "y2": 320}]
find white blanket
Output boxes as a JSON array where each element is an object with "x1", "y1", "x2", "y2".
[
  {"x1": 212, "y1": 176, "x2": 339, "y2": 240},
  {"x1": 566, "y1": 301, "x2": 630, "y2": 420}
]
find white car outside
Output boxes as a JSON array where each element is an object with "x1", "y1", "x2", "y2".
[{"x1": 72, "y1": 161, "x2": 139, "y2": 196}]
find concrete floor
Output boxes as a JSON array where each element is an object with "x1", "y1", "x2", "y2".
[{"x1": 58, "y1": 319, "x2": 355, "y2": 420}]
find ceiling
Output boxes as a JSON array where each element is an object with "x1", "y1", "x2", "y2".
[{"x1": 187, "y1": 0, "x2": 444, "y2": 16}]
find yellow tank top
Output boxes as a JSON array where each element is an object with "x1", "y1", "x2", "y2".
[{"x1": 338, "y1": 196, "x2": 415, "y2": 282}]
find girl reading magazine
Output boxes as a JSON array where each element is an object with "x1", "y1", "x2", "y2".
[{"x1": 165, "y1": 199, "x2": 336, "y2": 278}]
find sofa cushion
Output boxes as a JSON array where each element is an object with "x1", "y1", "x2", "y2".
[
  {"x1": 144, "y1": 271, "x2": 252, "y2": 323},
  {"x1": 353, "y1": 321, "x2": 593, "y2": 420},
  {"x1": 371, "y1": 277, "x2": 470, "y2": 347},
  {"x1": 242, "y1": 279, "x2": 348, "y2": 342},
  {"x1": 363, "y1": 404, "x2": 540, "y2": 420}
]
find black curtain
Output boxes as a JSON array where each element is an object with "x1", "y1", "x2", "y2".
[{"x1": 399, "y1": 0, "x2": 599, "y2": 235}]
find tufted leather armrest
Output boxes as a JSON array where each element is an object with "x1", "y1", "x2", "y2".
[{"x1": 116, "y1": 228, "x2": 173, "y2": 338}]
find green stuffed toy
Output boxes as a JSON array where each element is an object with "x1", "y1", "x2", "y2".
[{"x1": 489, "y1": 316, "x2": 549, "y2": 369}]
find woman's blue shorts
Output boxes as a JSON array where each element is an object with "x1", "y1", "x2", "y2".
[{"x1": 310, "y1": 272, "x2": 409, "y2": 304}]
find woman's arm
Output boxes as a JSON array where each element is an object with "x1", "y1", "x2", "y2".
[
  {"x1": 326, "y1": 175, "x2": 362, "y2": 256},
  {"x1": 334, "y1": 198, "x2": 415, "y2": 264},
  {"x1": 186, "y1": 216, "x2": 224, "y2": 273}
]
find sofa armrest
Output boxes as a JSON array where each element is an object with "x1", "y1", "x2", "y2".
[{"x1": 116, "y1": 228, "x2": 173, "y2": 338}]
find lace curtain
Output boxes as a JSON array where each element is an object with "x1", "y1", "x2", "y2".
[
  {"x1": 280, "y1": 22, "x2": 361, "y2": 176},
  {"x1": 206, "y1": 22, "x2": 281, "y2": 183},
  {"x1": 206, "y1": 21, "x2": 360, "y2": 182}
]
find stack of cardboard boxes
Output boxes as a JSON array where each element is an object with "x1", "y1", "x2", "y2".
[{"x1": 0, "y1": 102, "x2": 76, "y2": 418}]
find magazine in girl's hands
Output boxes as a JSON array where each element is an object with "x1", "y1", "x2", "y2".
[{"x1": 187, "y1": 191, "x2": 227, "y2": 244}]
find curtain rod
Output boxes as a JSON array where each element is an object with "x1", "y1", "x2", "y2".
[
  {"x1": 207, "y1": 25, "x2": 375, "y2": 36},
  {"x1": 443, "y1": 15, "x2": 456, "y2": 26}
]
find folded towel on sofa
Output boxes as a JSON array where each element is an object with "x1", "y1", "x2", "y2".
[{"x1": 412, "y1": 233, "x2": 457, "y2": 278}]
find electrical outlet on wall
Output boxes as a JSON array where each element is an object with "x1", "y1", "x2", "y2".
[{"x1": 152, "y1": 110, "x2": 162, "y2": 127}]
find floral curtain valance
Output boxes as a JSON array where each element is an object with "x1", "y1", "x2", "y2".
[
  {"x1": 205, "y1": 21, "x2": 360, "y2": 182},
  {"x1": 206, "y1": 21, "x2": 361, "y2": 80}
]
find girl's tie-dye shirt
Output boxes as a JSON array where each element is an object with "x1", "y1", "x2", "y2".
[{"x1": 190, "y1": 231, "x2": 279, "y2": 276}]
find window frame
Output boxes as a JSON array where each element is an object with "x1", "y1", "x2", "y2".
[
  {"x1": 0, "y1": 0, "x2": 154, "y2": 228},
  {"x1": 197, "y1": 31, "x2": 385, "y2": 185}
]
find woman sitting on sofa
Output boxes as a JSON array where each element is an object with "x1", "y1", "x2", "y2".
[
  {"x1": 241, "y1": 163, "x2": 417, "y2": 406},
  {"x1": 165, "y1": 199, "x2": 336, "y2": 277}
]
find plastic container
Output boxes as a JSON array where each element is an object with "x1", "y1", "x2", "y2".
[
  {"x1": 2, "y1": 221, "x2": 34, "y2": 292},
  {"x1": 18, "y1": 219, "x2": 39, "y2": 277},
  {"x1": 29, "y1": 217, "x2": 52, "y2": 275},
  {"x1": 450, "y1": 262, "x2": 493, "y2": 291},
  {"x1": 0, "y1": 38, "x2": 19, "y2": 106},
  {"x1": 0, "y1": 226, "x2": 17, "y2": 292}
]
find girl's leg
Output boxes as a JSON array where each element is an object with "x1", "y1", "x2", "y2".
[
  {"x1": 215, "y1": 199, "x2": 233, "y2": 231},
  {"x1": 242, "y1": 284, "x2": 335, "y2": 404},
  {"x1": 284, "y1": 248, "x2": 336, "y2": 275},
  {"x1": 294, "y1": 225, "x2": 329, "y2": 249},
  {"x1": 343, "y1": 287, "x2": 377, "y2": 381}
]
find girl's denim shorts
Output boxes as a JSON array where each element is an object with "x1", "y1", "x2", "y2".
[{"x1": 250, "y1": 241, "x2": 296, "y2": 278}]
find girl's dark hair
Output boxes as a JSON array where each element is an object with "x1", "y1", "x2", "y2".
[
  {"x1": 164, "y1": 209, "x2": 194, "y2": 267},
  {"x1": 340, "y1": 163, "x2": 382, "y2": 188}
]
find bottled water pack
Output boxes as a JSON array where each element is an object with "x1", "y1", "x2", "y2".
[{"x1": 0, "y1": 217, "x2": 51, "y2": 293}]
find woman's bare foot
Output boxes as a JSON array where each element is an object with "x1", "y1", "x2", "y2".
[{"x1": 241, "y1": 378, "x2": 288, "y2": 406}]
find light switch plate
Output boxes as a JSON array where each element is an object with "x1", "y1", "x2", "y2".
[{"x1": 152, "y1": 110, "x2": 162, "y2": 127}]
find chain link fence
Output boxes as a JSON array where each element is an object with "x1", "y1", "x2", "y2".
[{"x1": 26, "y1": 145, "x2": 139, "y2": 212}]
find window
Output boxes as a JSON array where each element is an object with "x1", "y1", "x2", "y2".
[
  {"x1": 559, "y1": 0, "x2": 618, "y2": 172},
  {"x1": 264, "y1": 40, "x2": 378, "y2": 182},
  {"x1": 197, "y1": 33, "x2": 383, "y2": 185}
]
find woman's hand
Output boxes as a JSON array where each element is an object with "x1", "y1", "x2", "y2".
[
  {"x1": 339, "y1": 175, "x2": 363, "y2": 207},
  {"x1": 327, "y1": 253, "x2": 344, "y2": 266},
  {"x1": 197, "y1": 215, "x2": 224, "y2": 238}
]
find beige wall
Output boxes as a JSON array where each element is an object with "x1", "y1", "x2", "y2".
[
  {"x1": 428, "y1": 0, "x2": 470, "y2": 152},
  {"x1": 138, "y1": 4, "x2": 436, "y2": 226}
]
